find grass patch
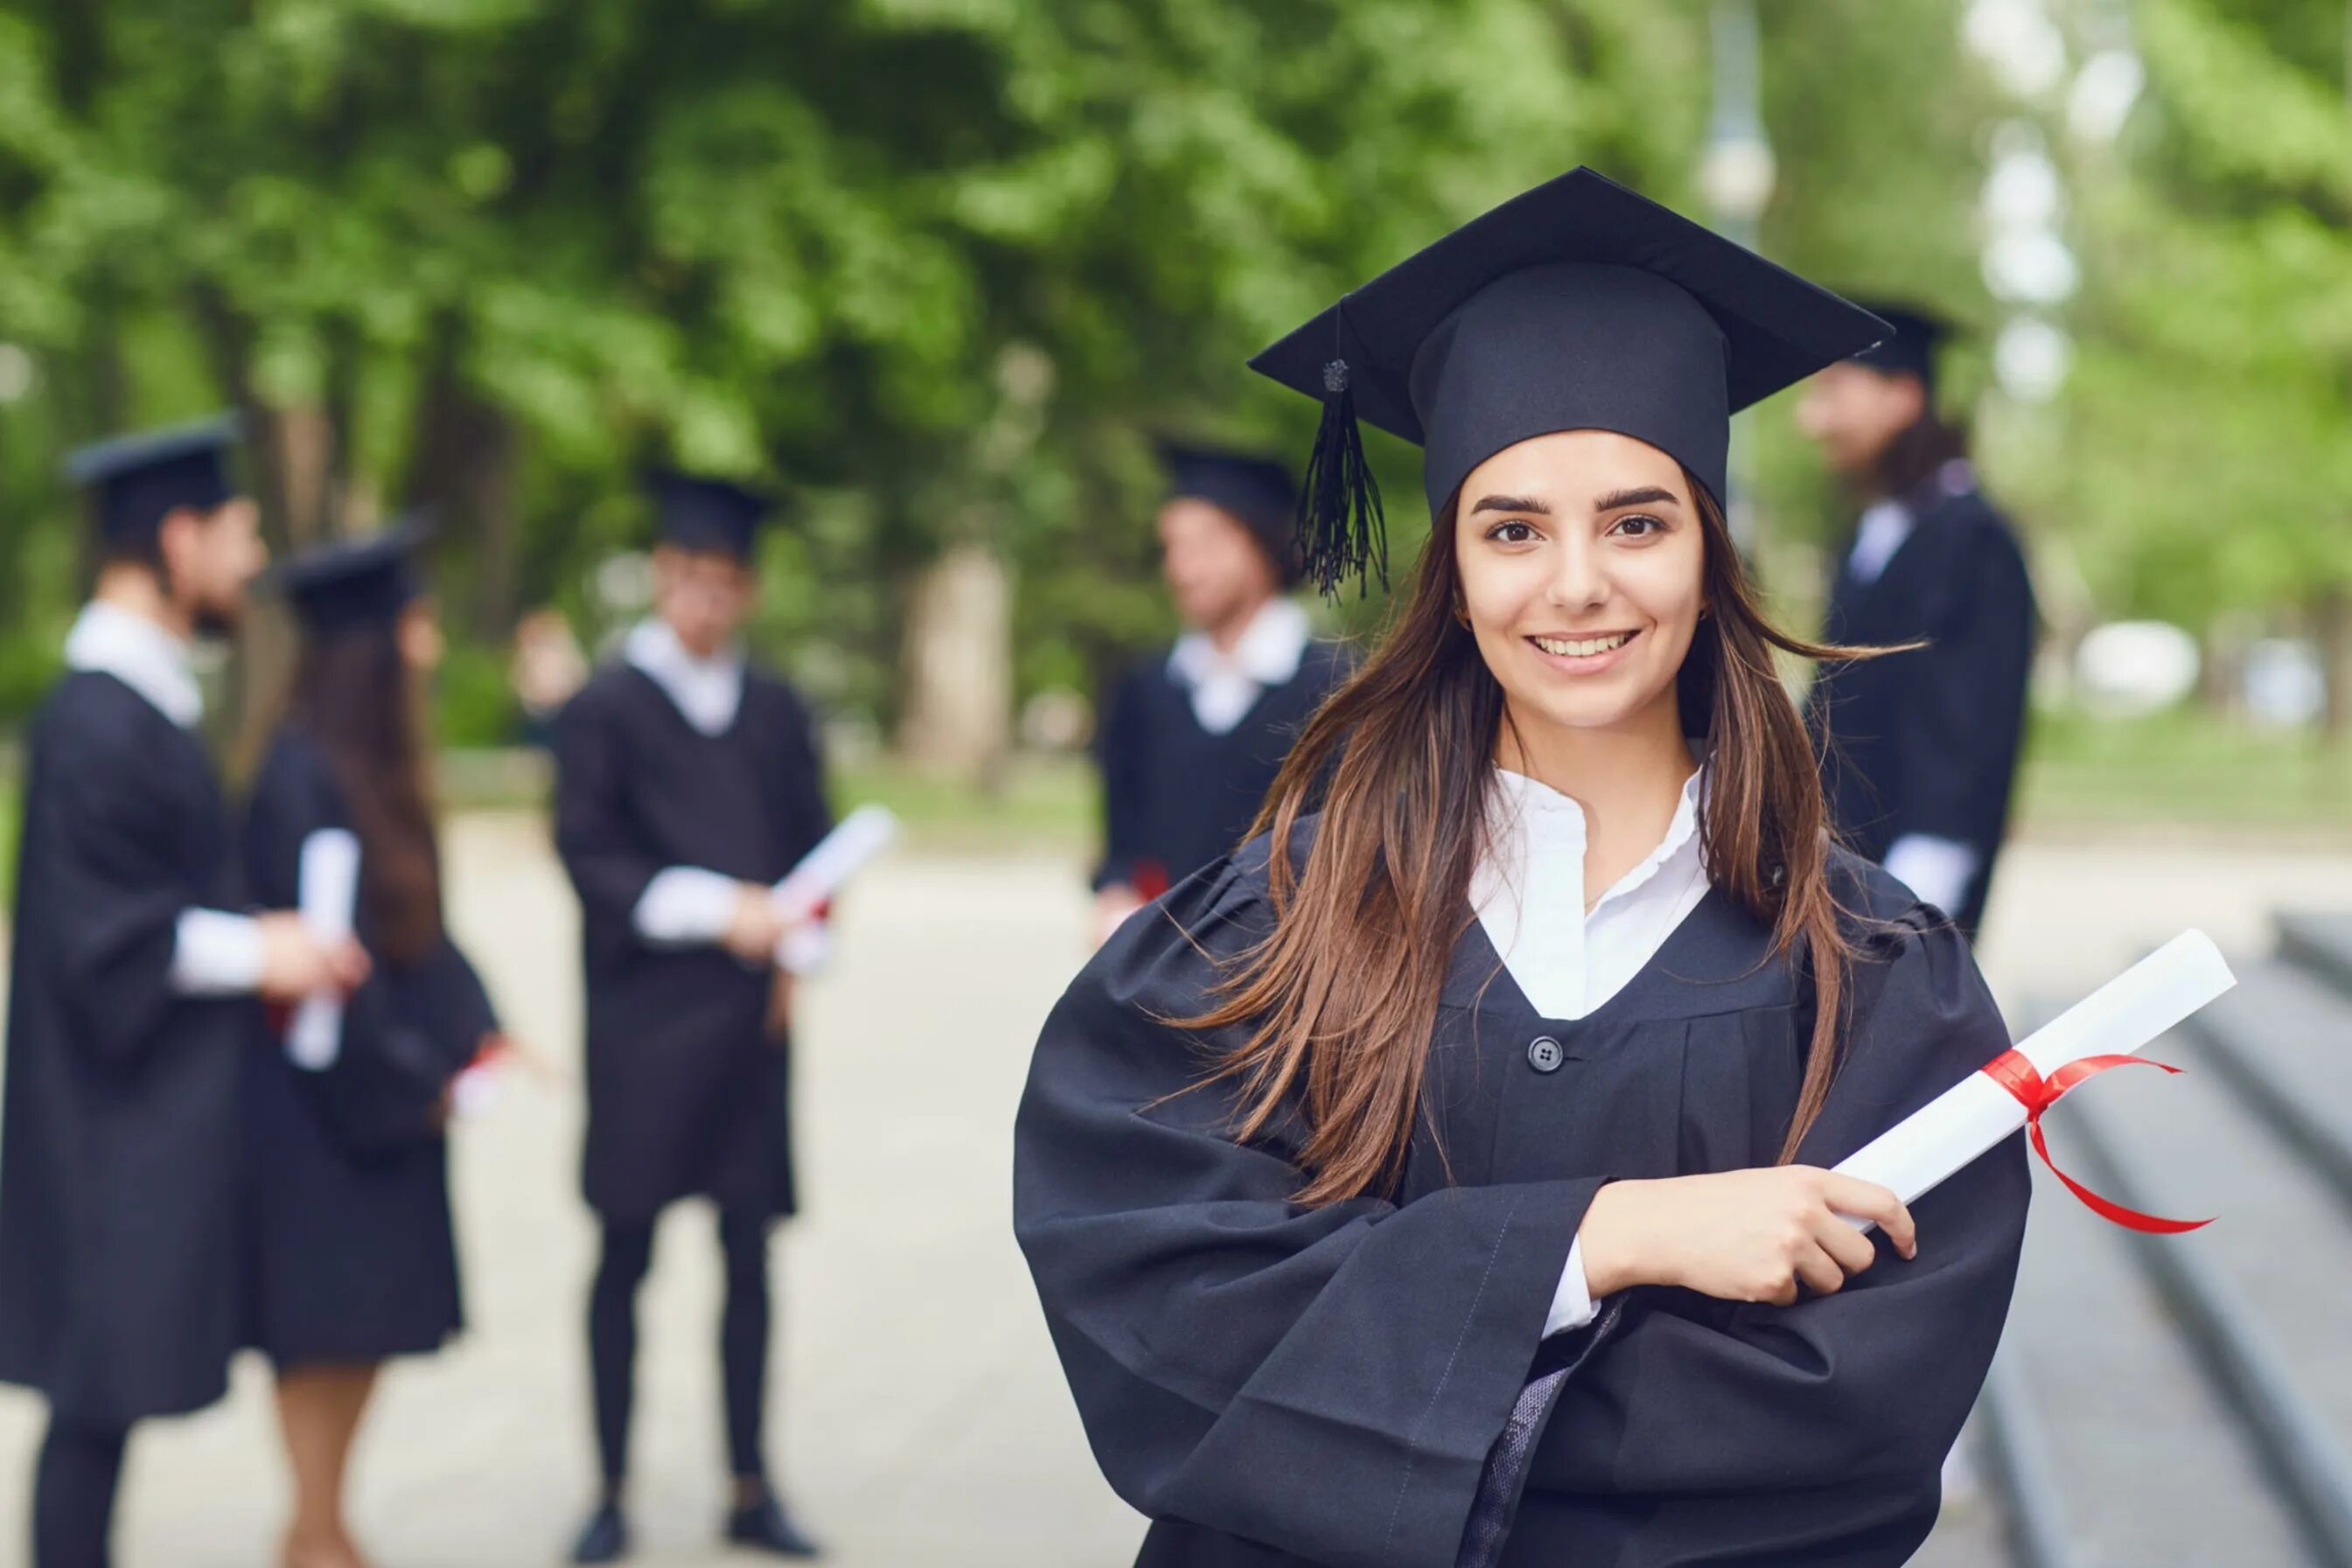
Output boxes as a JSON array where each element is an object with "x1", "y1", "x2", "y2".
[{"x1": 2016, "y1": 705, "x2": 2352, "y2": 837}]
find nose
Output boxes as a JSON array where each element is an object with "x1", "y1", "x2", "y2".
[{"x1": 1544, "y1": 531, "x2": 1609, "y2": 613}]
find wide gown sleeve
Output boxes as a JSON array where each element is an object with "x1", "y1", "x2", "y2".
[
  {"x1": 1888, "y1": 524, "x2": 2036, "y2": 850},
  {"x1": 1529, "y1": 909, "x2": 2029, "y2": 1507},
  {"x1": 38, "y1": 700, "x2": 203, "y2": 1070},
  {"x1": 1090, "y1": 662, "x2": 1149, "y2": 893},
  {"x1": 551, "y1": 686, "x2": 666, "y2": 965},
  {"x1": 1015, "y1": 847, "x2": 1605, "y2": 1568}
]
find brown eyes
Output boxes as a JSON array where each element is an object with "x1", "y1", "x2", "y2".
[{"x1": 1482, "y1": 514, "x2": 1666, "y2": 545}]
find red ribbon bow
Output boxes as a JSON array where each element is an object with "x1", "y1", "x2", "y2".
[{"x1": 1982, "y1": 1049, "x2": 2213, "y2": 1234}]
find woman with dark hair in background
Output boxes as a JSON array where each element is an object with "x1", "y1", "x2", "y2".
[
  {"x1": 1015, "y1": 171, "x2": 2030, "y2": 1567},
  {"x1": 241, "y1": 525, "x2": 504, "y2": 1568}
]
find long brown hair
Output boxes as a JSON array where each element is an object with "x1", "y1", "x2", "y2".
[
  {"x1": 1188, "y1": 473, "x2": 1889, "y2": 1205},
  {"x1": 289, "y1": 614, "x2": 444, "y2": 968}
]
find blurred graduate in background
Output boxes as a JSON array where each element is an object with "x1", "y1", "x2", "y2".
[
  {"x1": 552, "y1": 470, "x2": 834, "y2": 1562},
  {"x1": 1798, "y1": 304, "x2": 2037, "y2": 938},
  {"x1": 241, "y1": 524, "x2": 508, "y2": 1568},
  {"x1": 0, "y1": 419, "x2": 366, "y2": 1568},
  {"x1": 1088, "y1": 443, "x2": 1349, "y2": 945}
]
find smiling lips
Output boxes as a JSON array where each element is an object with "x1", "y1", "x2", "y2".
[{"x1": 1529, "y1": 630, "x2": 1636, "y2": 659}]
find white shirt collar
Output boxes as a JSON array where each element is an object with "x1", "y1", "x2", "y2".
[
  {"x1": 1469, "y1": 763, "x2": 1712, "y2": 1021},
  {"x1": 625, "y1": 618, "x2": 745, "y2": 737},
  {"x1": 1166, "y1": 597, "x2": 1311, "y2": 735},
  {"x1": 64, "y1": 601, "x2": 203, "y2": 728}
]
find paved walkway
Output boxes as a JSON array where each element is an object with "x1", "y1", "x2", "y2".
[{"x1": 0, "y1": 819, "x2": 2343, "y2": 1566}]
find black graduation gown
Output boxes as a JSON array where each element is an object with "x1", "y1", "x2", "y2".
[
  {"x1": 553, "y1": 662, "x2": 833, "y2": 1223},
  {"x1": 1806, "y1": 483, "x2": 2036, "y2": 935},
  {"x1": 1015, "y1": 823, "x2": 2029, "y2": 1568},
  {"x1": 1093, "y1": 641, "x2": 1349, "y2": 895},
  {"x1": 0, "y1": 672, "x2": 257, "y2": 1424},
  {"x1": 239, "y1": 731, "x2": 499, "y2": 1367}
]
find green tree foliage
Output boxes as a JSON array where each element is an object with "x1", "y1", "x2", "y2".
[{"x1": 0, "y1": 1, "x2": 2335, "y2": 741}]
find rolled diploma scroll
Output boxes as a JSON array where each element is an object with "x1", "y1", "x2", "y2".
[
  {"x1": 285, "y1": 827, "x2": 361, "y2": 1070},
  {"x1": 769, "y1": 804, "x2": 900, "y2": 972},
  {"x1": 1833, "y1": 930, "x2": 2236, "y2": 1229}
]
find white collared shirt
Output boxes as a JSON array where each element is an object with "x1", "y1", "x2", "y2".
[
  {"x1": 64, "y1": 601, "x2": 203, "y2": 729},
  {"x1": 1166, "y1": 597, "x2": 1311, "y2": 735},
  {"x1": 1844, "y1": 498, "x2": 1914, "y2": 588},
  {"x1": 62, "y1": 601, "x2": 262, "y2": 995},
  {"x1": 1466, "y1": 763, "x2": 1713, "y2": 1338},
  {"x1": 625, "y1": 617, "x2": 746, "y2": 738}
]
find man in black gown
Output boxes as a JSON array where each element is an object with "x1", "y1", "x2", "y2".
[
  {"x1": 1799, "y1": 305, "x2": 2037, "y2": 938},
  {"x1": 0, "y1": 418, "x2": 366, "y2": 1568},
  {"x1": 554, "y1": 470, "x2": 833, "y2": 1562},
  {"x1": 1091, "y1": 443, "x2": 1349, "y2": 945}
]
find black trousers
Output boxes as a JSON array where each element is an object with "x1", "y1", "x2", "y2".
[
  {"x1": 32, "y1": 1415, "x2": 127, "y2": 1568},
  {"x1": 589, "y1": 1208, "x2": 774, "y2": 1488}
]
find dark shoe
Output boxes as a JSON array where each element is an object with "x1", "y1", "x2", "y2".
[
  {"x1": 569, "y1": 1502, "x2": 631, "y2": 1564},
  {"x1": 724, "y1": 1492, "x2": 821, "y2": 1558}
]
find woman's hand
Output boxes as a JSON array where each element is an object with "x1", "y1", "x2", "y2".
[
  {"x1": 255, "y1": 913, "x2": 370, "y2": 1003},
  {"x1": 1576, "y1": 1167, "x2": 1917, "y2": 1306}
]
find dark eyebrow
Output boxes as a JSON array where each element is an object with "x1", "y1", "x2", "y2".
[
  {"x1": 1469, "y1": 494, "x2": 1551, "y2": 516},
  {"x1": 1595, "y1": 486, "x2": 1679, "y2": 512}
]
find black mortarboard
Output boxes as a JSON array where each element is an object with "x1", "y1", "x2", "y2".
[
  {"x1": 646, "y1": 469, "x2": 775, "y2": 562},
  {"x1": 1155, "y1": 440, "x2": 1303, "y2": 588},
  {"x1": 64, "y1": 414, "x2": 242, "y2": 547},
  {"x1": 1250, "y1": 167, "x2": 1888, "y2": 595},
  {"x1": 1846, "y1": 301, "x2": 1951, "y2": 394},
  {"x1": 274, "y1": 517, "x2": 431, "y2": 635}
]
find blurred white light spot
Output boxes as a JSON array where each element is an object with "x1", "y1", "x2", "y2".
[
  {"x1": 0, "y1": 344, "x2": 33, "y2": 406},
  {"x1": 2068, "y1": 49, "x2": 2145, "y2": 144},
  {"x1": 1985, "y1": 230, "x2": 2079, "y2": 305},
  {"x1": 595, "y1": 551, "x2": 654, "y2": 614},
  {"x1": 1965, "y1": 0, "x2": 2069, "y2": 100},
  {"x1": 1984, "y1": 146, "x2": 2063, "y2": 229},
  {"x1": 2076, "y1": 620, "x2": 2200, "y2": 714},
  {"x1": 1699, "y1": 136, "x2": 1778, "y2": 223},
  {"x1": 2244, "y1": 639, "x2": 2325, "y2": 728},
  {"x1": 1993, "y1": 317, "x2": 2072, "y2": 401}
]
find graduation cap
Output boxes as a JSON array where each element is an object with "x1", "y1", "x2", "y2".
[
  {"x1": 273, "y1": 517, "x2": 431, "y2": 635},
  {"x1": 63, "y1": 414, "x2": 243, "y2": 547},
  {"x1": 646, "y1": 469, "x2": 777, "y2": 563},
  {"x1": 1155, "y1": 440, "x2": 1303, "y2": 588},
  {"x1": 1249, "y1": 167, "x2": 1889, "y2": 596},
  {"x1": 1845, "y1": 301, "x2": 1952, "y2": 395}
]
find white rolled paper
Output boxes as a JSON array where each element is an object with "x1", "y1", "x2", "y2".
[
  {"x1": 768, "y1": 804, "x2": 898, "y2": 969},
  {"x1": 1833, "y1": 930, "x2": 2237, "y2": 1228},
  {"x1": 285, "y1": 827, "x2": 361, "y2": 1070}
]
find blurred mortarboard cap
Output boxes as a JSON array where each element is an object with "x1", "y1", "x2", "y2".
[
  {"x1": 646, "y1": 468, "x2": 776, "y2": 562},
  {"x1": 1845, "y1": 300, "x2": 1952, "y2": 392},
  {"x1": 64, "y1": 414, "x2": 243, "y2": 547},
  {"x1": 1249, "y1": 167, "x2": 1888, "y2": 596},
  {"x1": 1155, "y1": 439, "x2": 1303, "y2": 588},
  {"x1": 272, "y1": 515, "x2": 432, "y2": 635}
]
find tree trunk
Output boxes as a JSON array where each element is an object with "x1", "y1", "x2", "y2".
[
  {"x1": 402, "y1": 315, "x2": 522, "y2": 641},
  {"x1": 895, "y1": 542, "x2": 1013, "y2": 788}
]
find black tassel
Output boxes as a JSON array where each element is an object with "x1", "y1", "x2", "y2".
[{"x1": 1295, "y1": 357, "x2": 1388, "y2": 600}]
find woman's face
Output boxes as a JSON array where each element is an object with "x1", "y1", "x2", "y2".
[
  {"x1": 397, "y1": 598, "x2": 444, "y2": 675},
  {"x1": 1452, "y1": 429, "x2": 1706, "y2": 739}
]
